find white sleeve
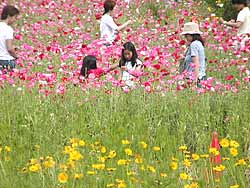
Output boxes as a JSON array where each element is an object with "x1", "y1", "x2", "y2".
[
  {"x1": 237, "y1": 10, "x2": 246, "y2": 22},
  {"x1": 5, "y1": 27, "x2": 14, "y2": 40},
  {"x1": 136, "y1": 59, "x2": 143, "y2": 65},
  {"x1": 106, "y1": 16, "x2": 118, "y2": 30}
]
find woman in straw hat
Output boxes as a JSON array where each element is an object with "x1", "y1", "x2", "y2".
[{"x1": 180, "y1": 22, "x2": 206, "y2": 87}]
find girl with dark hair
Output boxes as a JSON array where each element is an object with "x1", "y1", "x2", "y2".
[
  {"x1": 119, "y1": 42, "x2": 143, "y2": 87},
  {"x1": 0, "y1": 5, "x2": 19, "y2": 71},
  {"x1": 180, "y1": 22, "x2": 206, "y2": 87},
  {"x1": 100, "y1": 0, "x2": 132, "y2": 44},
  {"x1": 80, "y1": 55, "x2": 117, "y2": 78}
]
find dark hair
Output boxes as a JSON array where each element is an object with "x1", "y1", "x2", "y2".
[
  {"x1": 80, "y1": 55, "x2": 97, "y2": 77},
  {"x1": 103, "y1": 0, "x2": 116, "y2": 15},
  {"x1": 191, "y1": 34, "x2": 205, "y2": 46},
  {"x1": 1, "y1": 5, "x2": 19, "y2": 20},
  {"x1": 119, "y1": 42, "x2": 138, "y2": 67},
  {"x1": 232, "y1": 0, "x2": 248, "y2": 6}
]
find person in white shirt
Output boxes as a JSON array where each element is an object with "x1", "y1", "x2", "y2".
[
  {"x1": 100, "y1": 0, "x2": 132, "y2": 44},
  {"x1": 219, "y1": 0, "x2": 250, "y2": 48},
  {"x1": 119, "y1": 41, "x2": 143, "y2": 88},
  {"x1": 0, "y1": 5, "x2": 19, "y2": 71},
  {"x1": 220, "y1": 0, "x2": 250, "y2": 36}
]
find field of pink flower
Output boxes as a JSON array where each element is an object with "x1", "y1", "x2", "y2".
[{"x1": 0, "y1": 0, "x2": 250, "y2": 188}]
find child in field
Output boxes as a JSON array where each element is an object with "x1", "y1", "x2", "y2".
[
  {"x1": 0, "y1": 5, "x2": 19, "y2": 71},
  {"x1": 219, "y1": 0, "x2": 250, "y2": 47},
  {"x1": 180, "y1": 22, "x2": 206, "y2": 87},
  {"x1": 80, "y1": 55, "x2": 117, "y2": 78},
  {"x1": 100, "y1": 0, "x2": 132, "y2": 45},
  {"x1": 119, "y1": 42, "x2": 143, "y2": 87}
]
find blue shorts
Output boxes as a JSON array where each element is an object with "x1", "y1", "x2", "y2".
[{"x1": 0, "y1": 60, "x2": 16, "y2": 71}]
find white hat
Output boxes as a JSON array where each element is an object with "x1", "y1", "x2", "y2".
[{"x1": 181, "y1": 22, "x2": 203, "y2": 35}]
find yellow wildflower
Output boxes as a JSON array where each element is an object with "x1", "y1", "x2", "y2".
[
  {"x1": 117, "y1": 159, "x2": 129, "y2": 165},
  {"x1": 219, "y1": 138, "x2": 229, "y2": 148},
  {"x1": 213, "y1": 165, "x2": 225, "y2": 172},
  {"x1": 74, "y1": 173, "x2": 83, "y2": 180},
  {"x1": 183, "y1": 159, "x2": 192, "y2": 167},
  {"x1": 87, "y1": 171, "x2": 96, "y2": 175},
  {"x1": 178, "y1": 145, "x2": 187, "y2": 151},
  {"x1": 29, "y1": 163, "x2": 41, "y2": 172},
  {"x1": 108, "y1": 150, "x2": 116, "y2": 159},
  {"x1": 78, "y1": 140, "x2": 85, "y2": 147},
  {"x1": 235, "y1": 159, "x2": 246, "y2": 166},
  {"x1": 92, "y1": 163, "x2": 105, "y2": 170},
  {"x1": 124, "y1": 148, "x2": 133, "y2": 156},
  {"x1": 139, "y1": 141, "x2": 147, "y2": 149},
  {"x1": 200, "y1": 154, "x2": 209, "y2": 158},
  {"x1": 192, "y1": 154, "x2": 200, "y2": 161},
  {"x1": 230, "y1": 140, "x2": 239, "y2": 148},
  {"x1": 107, "y1": 184, "x2": 115, "y2": 187},
  {"x1": 100, "y1": 146, "x2": 106, "y2": 153},
  {"x1": 153, "y1": 146, "x2": 161, "y2": 151},
  {"x1": 160, "y1": 173, "x2": 167, "y2": 177},
  {"x1": 230, "y1": 184, "x2": 239, "y2": 188},
  {"x1": 230, "y1": 148, "x2": 238, "y2": 157},
  {"x1": 122, "y1": 139, "x2": 130, "y2": 145},
  {"x1": 147, "y1": 165, "x2": 156, "y2": 173},
  {"x1": 170, "y1": 162, "x2": 178, "y2": 170},
  {"x1": 107, "y1": 168, "x2": 116, "y2": 172},
  {"x1": 4, "y1": 146, "x2": 11, "y2": 152},
  {"x1": 209, "y1": 148, "x2": 220, "y2": 156},
  {"x1": 179, "y1": 172, "x2": 189, "y2": 180},
  {"x1": 58, "y1": 172, "x2": 68, "y2": 183}
]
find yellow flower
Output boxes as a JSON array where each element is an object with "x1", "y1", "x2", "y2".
[
  {"x1": 98, "y1": 156, "x2": 106, "y2": 163},
  {"x1": 4, "y1": 146, "x2": 11, "y2": 152},
  {"x1": 127, "y1": 170, "x2": 136, "y2": 176},
  {"x1": 172, "y1": 157, "x2": 178, "y2": 161},
  {"x1": 230, "y1": 140, "x2": 239, "y2": 148},
  {"x1": 230, "y1": 148, "x2": 238, "y2": 157},
  {"x1": 5, "y1": 156, "x2": 10, "y2": 161},
  {"x1": 58, "y1": 172, "x2": 68, "y2": 183},
  {"x1": 87, "y1": 171, "x2": 96, "y2": 175},
  {"x1": 107, "y1": 183, "x2": 115, "y2": 187},
  {"x1": 219, "y1": 138, "x2": 229, "y2": 148},
  {"x1": 230, "y1": 184, "x2": 239, "y2": 188},
  {"x1": 74, "y1": 173, "x2": 83, "y2": 180},
  {"x1": 43, "y1": 159, "x2": 55, "y2": 168},
  {"x1": 34, "y1": 144, "x2": 40, "y2": 150},
  {"x1": 160, "y1": 172, "x2": 167, "y2": 177},
  {"x1": 108, "y1": 150, "x2": 116, "y2": 159},
  {"x1": 222, "y1": 157, "x2": 230, "y2": 161},
  {"x1": 209, "y1": 148, "x2": 220, "y2": 156},
  {"x1": 147, "y1": 165, "x2": 156, "y2": 173},
  {"x1": 213, "y1": 165, "x2": 225, "y2": 172},
  {"x1": 189, "y1": 182, "x2": 199, "y2": 188},
  {"x1": 192, "y1": 154, "x2": 200, "y2": 161},
  {"x1": 122, "y1": 139, "x2": 130, "y2": 145},
  {"x1": 117, "y1": 159, "x2": 130, "y2": 165},
  {"x1": 235, "y1": 159, "x2": 246, "y2": 166},
  {"x1": 92, "y1": 163, "x2": 105, "y2": 170},
  {"x1": 124, "y1": 148, "x2": 133, "y2": 156},
  {"x1": 29, "y1": 163, "x2": 41, "y2": 172},
  {"x1": 178, "y1": 145, "x2": 187, "y2": 151},
  {"x1": 153, "y1": 146, "x2": 161, "y2": 151},
  {"x1": 69, "y1": 150, "x2": 83, "y2": 161},
  {"x1": 183, "y1": 159, "x2": 192, "y2": 167},
  {"x1": 78, "y1": 140, "x2": 86, "y2": 147},
  {"x1": 107, "y1": 168, "x2": 116, "y2": 172},
  {"x1": 200, "y1": 154, "x2": 209, "y2": 158},
  {"x1": 135, "y1": 155, "x2": 143, "y2": 164},
  {"x1": 170, "y1": 162, "x2": 178, "y2": 170},
  {"x1": 100, "y1": 146, "x2": 106, "y2": 153},
  {"x1": 139, "y1": 141, "x2": 147, "y2": 149},
  {"x1": 179, "y1": 172, "x2": 189, "y2": 180}
]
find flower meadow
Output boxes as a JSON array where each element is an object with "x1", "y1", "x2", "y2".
[{"x1": 0, "y1": 0, "x2": 250, "y2": 188}]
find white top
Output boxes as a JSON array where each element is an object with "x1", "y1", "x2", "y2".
[
  {"x1": 0, "y1": 22, "x2": 14, "y2": 60},
  {"x1": 122, "y1": 59, "x2": 142, "y2": 87},
  {"x1": 237, "y1": 7, "x2": 250, "y2": 35},
  {"x1": 100, "y1": 14, "x2": 118, "y2": 43}
]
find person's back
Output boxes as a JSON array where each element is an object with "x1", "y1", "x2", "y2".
[{"x1": 0, "y1": 22, "x2": 14, "y2": 60}]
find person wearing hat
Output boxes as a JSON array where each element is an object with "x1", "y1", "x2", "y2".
[{"x1": 180, "y1": 22, "x2": 206, "y2": 87}]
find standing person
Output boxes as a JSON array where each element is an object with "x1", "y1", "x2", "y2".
[
  {"x1": 180, "y1": 22, "x2": 206, "y2": 87},
  {"x1": 119, "y1": 42, "x2": 143, "y2": 88},
  {"x1": 219, "y1": 0, "x2": 250, "y2": 47},
  {"x1": 100, "y1": 0, "x2": 132, "y2": 45},
  {"x1": 0, "y1": 5, "x2": 19, "y2": 71}
]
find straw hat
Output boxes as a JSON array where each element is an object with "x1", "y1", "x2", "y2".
[{"x1": 181, "y1": 22, "x2": 203, "y2": 35}]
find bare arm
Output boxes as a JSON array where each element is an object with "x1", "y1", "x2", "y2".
[
  {"x1": 6, "y1": 39, "x2": 18, "y2": 59},
  {"x1": 219, "y1": 18, "x2": 242, "y2": 28},
  {"x1": 192, "y1": 56, "x2": 199, "y2": 81},
  {"x1": 117, "y1": 20, "x2": 132, "y2": 31}
]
